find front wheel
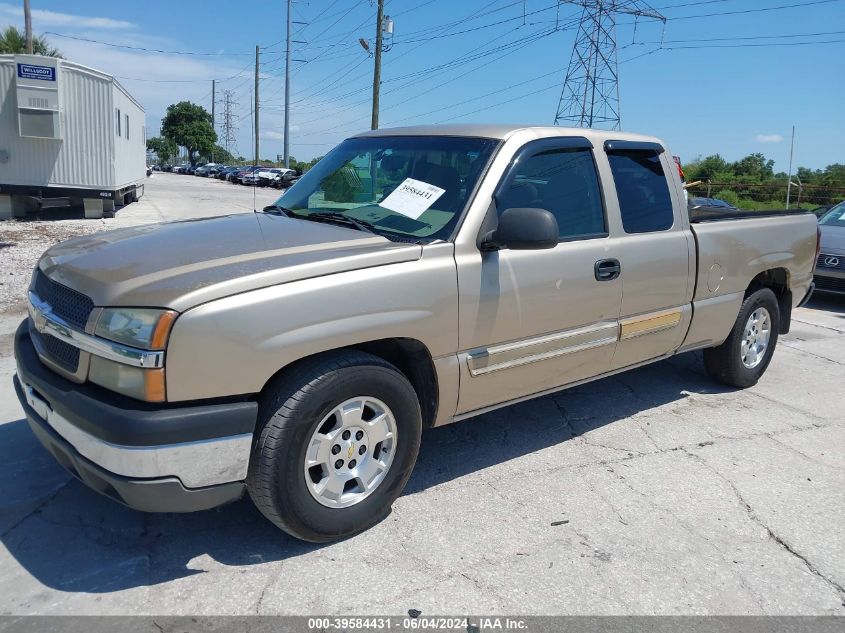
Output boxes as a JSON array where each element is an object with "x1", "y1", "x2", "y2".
[
  {"x1": 247, "y1": 351, "x2": 422, "y2": 542},
  {"x1": 703, "y1": 287, "x2": 780, "y2": 388}
]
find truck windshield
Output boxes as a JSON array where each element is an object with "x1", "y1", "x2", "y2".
[{"x1": 271, "y1": 135, "x2": 499, "y2": 241}]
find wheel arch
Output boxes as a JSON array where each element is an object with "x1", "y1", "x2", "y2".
[
  {"x1": 745, "y1": 267, "x2": 792, "y2": 334},
  {"x1": 258, "y1": 337, "x2": 439, "y2": 429}
]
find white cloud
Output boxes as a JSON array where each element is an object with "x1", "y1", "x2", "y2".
[
  {"x1": 0, "y1": 3, "x2": 133, "y2": 29},
  {"x1": 755, "y1": 134, "x2": 784, "y2": 143}
]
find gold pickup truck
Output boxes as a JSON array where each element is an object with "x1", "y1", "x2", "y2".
[{"x1": 13, "y1": 125, "x2": 819, "y2": 542}]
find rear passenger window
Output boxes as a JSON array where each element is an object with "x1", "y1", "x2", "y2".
[
  {"x1": 607, "y1": 150, "x2": 674, "y2": 233},
  {"x1": 497, "y1": 147, "x2": 606, "y2": 240}
]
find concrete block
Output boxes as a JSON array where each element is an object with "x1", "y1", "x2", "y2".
[
  {"x1": 0, "y1": 194, "x2": 29, "y2": 219},
  {"x1": 83, "y1": 198, "x2": 104, "y2": 219}
]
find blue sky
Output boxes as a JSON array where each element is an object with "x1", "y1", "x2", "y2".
[{"x1": 2, "y1": 0, "x2": 844, "y2": 170}]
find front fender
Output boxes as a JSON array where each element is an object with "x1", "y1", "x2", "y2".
[{"x1": 165, "y1": 244, "x2": 458, "y2": 402}]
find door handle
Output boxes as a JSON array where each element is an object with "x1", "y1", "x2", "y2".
[{"x1": 595, "y1": 258, "x2": 621, "y2": 281}]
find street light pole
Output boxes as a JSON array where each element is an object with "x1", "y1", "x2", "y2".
[{"x1": 371, "y1": 0, "x2": 384, "y2": 130}]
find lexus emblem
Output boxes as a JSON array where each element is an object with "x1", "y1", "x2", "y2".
[{"x1": 824, "y1": 256, "x2": 840, "y2": 267}]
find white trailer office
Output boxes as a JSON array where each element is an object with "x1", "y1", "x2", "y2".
[{"x1": 0, "y1": 54, "x2": 146, "y2": 219}]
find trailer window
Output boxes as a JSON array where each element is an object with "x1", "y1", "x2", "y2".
[
  {"x1": 125, "y1": 114, "x2": 130, "y2": 139},
  {"x1": 607, "y1": 150, "x2": 674, "y2": 233},
  {"x1": 116, "y1": 108, "x2": 121, "y2": 137}
]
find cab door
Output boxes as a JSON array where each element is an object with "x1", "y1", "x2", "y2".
[
  {"x1": 455, "y1": 137, "x2": 624, "y2": 415},
  {"x1": 601, "y1": 140, "x2": 695, "y2": 370}
]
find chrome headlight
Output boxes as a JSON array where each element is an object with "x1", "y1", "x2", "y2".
[
  {"x1": 94, "y1": 308, "x2": 177, "y2": 350},
  {"x1": 89, "y1": 308, "x2": 177, "y2": 402}
]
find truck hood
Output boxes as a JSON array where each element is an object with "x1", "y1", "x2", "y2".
[{"x1": 38, "y1": 213, "x2": 422, "y2": 311}]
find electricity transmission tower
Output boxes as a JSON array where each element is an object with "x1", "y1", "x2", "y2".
[
  {"x1": 221, "y1": 90, "x2": 238, "y2": 157},
  {"x1": 554, "y1": 1, "x2": 664, "y2": 130}
]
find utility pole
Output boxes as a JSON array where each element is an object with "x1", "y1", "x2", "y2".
[
  {"x1": 23, "y1": 0, "x2": 32, "y2": 54},
  {"x1": 786, "y1": 125, "x2": 796, "y2": 209},
  {"x1": 555, "y1": 1, "x2": 665, "y2": 130},
  {"x1": 284, "y1": 0, "x2": 292, "y2": 168},
  {"x1": 211, "y1": 79, "x2": 216, "y2": 162},
  {"x1": 254, "y1": 45, "x2": 260, "y2": 166},
  {"x1": 371, "y1": 0, "x2": 385, "y2": 130}
]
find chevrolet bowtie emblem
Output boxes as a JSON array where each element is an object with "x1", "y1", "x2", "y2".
[{"x1": 347, "y1": 446, "x2": 354, "y2": 460}]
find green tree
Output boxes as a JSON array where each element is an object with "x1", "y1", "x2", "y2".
[
  {"x1": 0, "y1": 26, "x2": 61, "y2": 56},
  {"x1": 732, "y1": 153, "x2": 775, "y2": 180},
  {"x1": 146, "y1": 136, "x2": 178, "y2": 164},
  {"x1": 200, "y1": 145, "x2": 235, "y2": 164},
  {"x1": 683, "y1": 154, "x2": 732, "y2": 181},
  {"x1": 160, "y1": 101, "x2": 217, "y2": 166}
]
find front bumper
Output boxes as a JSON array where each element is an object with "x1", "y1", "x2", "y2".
[
  {"x1": 813, "y1": 270, "x2": 845, "y2": 295},
  {"x1": 13, "y1": 320, "x2": 257, "y2": 512}
]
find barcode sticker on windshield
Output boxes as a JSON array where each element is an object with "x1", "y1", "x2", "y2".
[{"x1": 379, "y1": 178, "x2": 445, "y2": 219}]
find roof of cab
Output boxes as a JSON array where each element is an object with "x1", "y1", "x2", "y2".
[{"x1": 353, "y1": 124, "x2": 663, "y2": 146}]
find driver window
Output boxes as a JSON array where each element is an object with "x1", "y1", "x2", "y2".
[{"x1": 498, "y1": 147, "x2": 606, "y2": 240}]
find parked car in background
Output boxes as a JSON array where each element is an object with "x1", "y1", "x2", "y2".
[
  {"x1": 814, "y1": 201, "x2": 845, "y2": 295},
  {"x1": 688, "y1": 197, "x2": 737, "y2": 211},
  {"x1": 811, "y1": 202, "x2": 843, "y2": 219},
  {"x1": 195, "y1": 164, "x2": 218, "y2": 177},
  {"x1": 274, "y1": 170, "x2": 300, "y2": 189},
  {"x1": 236, "y1": 166, "x2": 264, "y2": 185},
  {"x1": 256, "y1": 168, "x2": 292, "y2": 187},
  {"x1": 218, "y1": 166, "x2": 239, "y2": 180},
  {"x1": 227, "y1": 167, "x2": 251, "y2": 183}
]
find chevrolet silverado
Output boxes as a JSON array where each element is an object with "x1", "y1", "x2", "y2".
[{"x1": 13, "y1": 125, "x2": 819, "y2": 542}]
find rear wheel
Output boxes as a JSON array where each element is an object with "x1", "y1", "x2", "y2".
[
  {"x1": 703, "y1": 287, "x2": 780, "y2": 388},
  {"x1": 247, "y1": 351, "x2": 422, "y2": 542}
]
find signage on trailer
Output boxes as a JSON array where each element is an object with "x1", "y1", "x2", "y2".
[{"x1": 17, "y1": 63, "x2": 56, "y2": 82}]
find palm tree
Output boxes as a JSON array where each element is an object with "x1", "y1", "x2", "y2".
[{"x1": 0, "y1": 26, "x2": 62, "y2": 57}]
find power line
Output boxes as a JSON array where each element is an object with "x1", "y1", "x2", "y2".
[
  {"x1": 43, "y1": 31, "x2": 253, "y2": 56},
  {"x1": 654, "y1": 0, "x2": 843, "y2": 20}
]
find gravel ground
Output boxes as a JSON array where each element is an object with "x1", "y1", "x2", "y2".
[
  {"x1": 0, "y1": 215, "x2": 114, "y2": 314},
  {"x1": 0, "y1": 174, "x2": 277, "y2": 314}
]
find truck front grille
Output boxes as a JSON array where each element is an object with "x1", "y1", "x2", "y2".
[
  {"x1": 29, "y1": 320, "x2": 80, "y2": 372},
  {"x1": 33, "y1": 270, "x2": 94, "y2": 330}
]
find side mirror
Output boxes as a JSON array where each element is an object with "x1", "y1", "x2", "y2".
[{"x1": 481, "y1": 207, "x2": 559, "y2": 251}]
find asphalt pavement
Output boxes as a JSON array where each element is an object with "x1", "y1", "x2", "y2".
[{"x1": 0, "y1": 174, "x2": 842, "y2": 615}]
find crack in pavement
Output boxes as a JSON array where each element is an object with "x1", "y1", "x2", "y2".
[
  {"x1": 764, "y1": 434, "x2": 843, "y2": 470},
  {"x1": 683, "y1": 449, "x2": 845, "y2": 600},
  {"x1": 254, "y1": 574, "x2": 277, "y2": 615},
  {"x1": 551, "y1": 396, "x2": 646, "y2": 457},
  {"x1": 0, "y1": 477, "x2": 73, "y2": 540},
  {"x1": 779, "y1": 341, "x2": 845, "y2": 366},
  {"x1": 791, "y1": 318, "x2": 845, "y2": 335}
]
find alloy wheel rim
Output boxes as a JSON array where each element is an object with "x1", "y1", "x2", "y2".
[
  {"x1": 741, "y1": 307, "x2": 771, "y2": 369},
  {"x1": 303, "y1": 396, "x2": 397, "y2": 509}
]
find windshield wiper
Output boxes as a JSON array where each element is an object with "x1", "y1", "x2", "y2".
[
  {"x1": 261, "y1": 204, "x2": 293, "y2": 216},
  {"x1": 302, "y1": 211, "x2": 378, "y2": 235}
]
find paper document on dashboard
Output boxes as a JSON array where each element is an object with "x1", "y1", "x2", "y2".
[{"x1": 379, "y1": 178, "x2": 446, "y2": 219}]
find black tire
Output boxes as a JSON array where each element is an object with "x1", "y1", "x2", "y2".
[
  {"x1": 703, "y1": 287, "x2": 780, "y2": 388},
  {"x1": 247, "y1": 351, "x2": 422, "y2": 542}
]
